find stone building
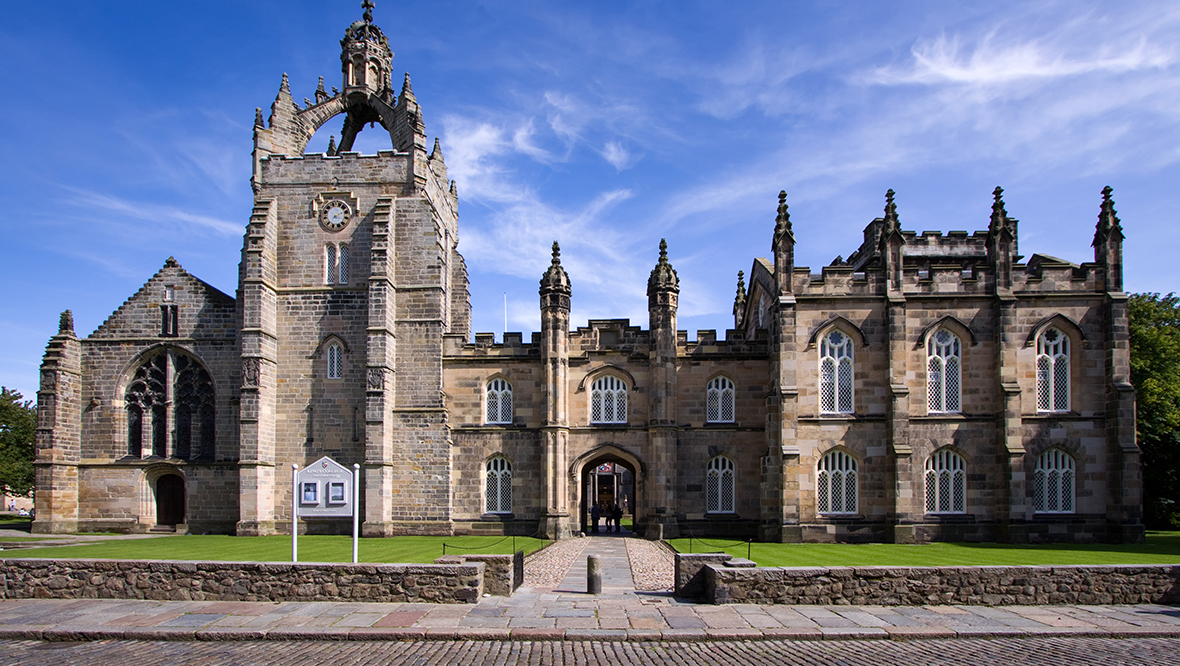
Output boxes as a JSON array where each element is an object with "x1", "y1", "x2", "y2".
[{"x1": 32, "y1": 5, "x2": 1143, "y2": 544}]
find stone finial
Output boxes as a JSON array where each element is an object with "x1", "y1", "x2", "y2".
[
  {"x1": 254, "y1": 107, "x2": 264, "y2": 128},
  {"x1": 733, "y1": 271, "x2": 746, "y2": 317},
  {"x1": 647, "y1": 238, "x2": 680, "y2": 296},
  {"x1": 317, "y1": 76, "x2": 326, "y2": 93},
  {"x1": 362, "y1": 0, "x2": 375, "y2": 23},
  {"x1": 773, "y1": 190, "x2": 794, "y2": 244},
  {"x1": 430, "y1": 137, "x2": 443, "y2": 161},
  {"x1": 327, "y1": 135, "x2": 337, "y2": 155},
  {"x1": 883, "y1": 189, "x2": 898, "y2": 233},
  {"x1": 400, "y1": 72, "x2": 415, "y2": 100},
  {"x1": 449, "y1": 180, "x2": 458, "y2": 197},
  {"x1": 279, "y1": 72, "x2": 290, "y2": 94},
  {"x1": 540, "y1": 241, "x2": 571, "y2": 297},
  {"x1": 58, "y1": 310, "x2": 74, "y2": 335},
  {"x1": 1094, "y1": 185, "x2": 1124, "y2": 247},
  {"x1": 990, "y1": 186, "x2": 1011, "y2": 234}
]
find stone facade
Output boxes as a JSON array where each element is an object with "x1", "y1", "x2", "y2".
[
  {"x1": 0, "y1": 558, "x2": 483, "y2": 603},
  {"x1": 32, "y1": 5, "x2": 1142, "y2": 544}
]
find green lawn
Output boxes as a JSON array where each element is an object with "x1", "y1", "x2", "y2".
[
  {"x1": 669, "y1": 531, "x2": 1180, "y2": 567},
  {"x1": 0, "y1": 536, "x2": 52, "y2": 542},
  {"x1": 3, "y1": 534, "x2": 549, "y2": 564}
]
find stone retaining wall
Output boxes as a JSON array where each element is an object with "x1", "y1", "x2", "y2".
[
  {"x1": 675, "y1": 553, "x2": 1180, "y2": 606},
  {"x1": 434, "y1": 554, "x2": 516, "y2": 596},
  {"x1": 0, "y1": 558, "x2": 484, "y2": 603}
]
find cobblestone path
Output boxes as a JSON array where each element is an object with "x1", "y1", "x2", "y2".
[{"x1": 2, "y1": 637, "x2": 1177, "y2": 665}]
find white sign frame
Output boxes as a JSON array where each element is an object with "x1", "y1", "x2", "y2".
[{"x1": 291, "y1": 457, "x2": 361, "y2": 563}]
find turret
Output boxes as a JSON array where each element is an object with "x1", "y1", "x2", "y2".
[
  {"x1": 771, "y1": 191, "x2": 795, "y2": 295},
  {"x1": 986, "y1": 186, "x2": 1018, "y2": 292},
  {"x1": 340, "y1": 0, "x2": 393, "y2": 100},
  {"x1": 878, "y1": 189, "x2": 905, "y2": 292}
]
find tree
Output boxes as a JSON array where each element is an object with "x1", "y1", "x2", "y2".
[
  {"x1": 1128, "y1": 293, "x2": 1180, "y2": 529},
  {"x1": 0, "y1": 387, "x2": 36, "y2": 498}
]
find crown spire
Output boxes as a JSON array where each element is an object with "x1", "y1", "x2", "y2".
[
  {"x1": 540, "y1": 241, "x2": 571, "y2": 299},
  {"x1": 647, "y1": 238, "x2": 679, "y2": 298},
  {"x1": 362, "y1": 0, "x2": 374, "y2": 23}
]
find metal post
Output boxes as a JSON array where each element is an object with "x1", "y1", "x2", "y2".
[
  {"x1": 587, "y1": 554, "x2": 602, "y2": 594},
  {"x1": 291, "y1": 464, "x2": 299, "y2": 563},
  {"x1": 352, "y1": 463, "x2": 360, "y2": 564}
]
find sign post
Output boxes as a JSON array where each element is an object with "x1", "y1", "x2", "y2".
[
  {"x1": 291, "y1": 463, "x2": 299, "y2": 562},
  {"x1": 352, "y1": 463, "x2": 360, "y2": 563},
  {"x1": 294, "y1": 457, "x2": 361, "y2": 563}
]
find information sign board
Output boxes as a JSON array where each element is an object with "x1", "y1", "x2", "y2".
[{"x1": 296, "y1": 456, "x2": 354, "y2": 518}]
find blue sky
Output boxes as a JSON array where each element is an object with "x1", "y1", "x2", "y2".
[{"x1": 1, "y1": 1, "x2": 1178, "y2": 401}]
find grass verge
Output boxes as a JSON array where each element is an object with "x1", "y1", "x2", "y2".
[
  {"x1": 2, "y1": 534, "x2": 549, "y2": 564},
  {"x1": 668, "y1": 531, "x2": 1180, "y2": 567}
]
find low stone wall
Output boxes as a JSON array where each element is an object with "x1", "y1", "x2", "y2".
[
  {"x1": 434, "y1": 554, "x2": 517, "y2": 596},
  {"x1": 696, "y1": 559, "x2": 1180, "y2": 606},
  {"x1": 0, "y1": 558, "x2": 484, "y2": 603}
]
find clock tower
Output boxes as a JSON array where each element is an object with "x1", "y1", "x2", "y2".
[{"x1": 237, "y1": 1, "x2": 469, "y2": 536}]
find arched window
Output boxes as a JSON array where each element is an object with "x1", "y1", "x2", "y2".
[
  {"x1": 338, "y1": 243, "x2": 349, "y2": 284},
  {"x1": 591, "y1": 375, "x2": 627, "y2": 424},
  {"x1": 485, "y1": 457, "x2": 512, "y2": 514},
  {"x1": 327, "y1": 343, "x2": 343, "y2": 379},
  {"x1": 1034, "y1": 449, "x2": 1075, "y2": 513},
  {"x1": 486, "y1": 378, "x2": 513, "y2": 424},
  {"x1": 125, "y1": 349, "x2": 214, "y2": 460},
  {"x1": 924, "y1": 449, "x2": 966, "y2": 514},
  {"x1": 927, "y1": 329, "x2": 962, "y2": 413},
  {"x1": 817, "y1": 450, "x2": 857, "y2": 515},
  {"x1": 706, "y1": 456, "x2": 736, "y2": 513},
  {"x1": 1036, "y1": 327, "x2": 1070, "y2": 412},
  {"x1": 706, "y1": 376, "x2": 735, "y2": 423},
  {"x1": 820, "y1": 330, "x2": 854, "y2": 414},
  {"x1": 325, "y1": 244, "x2": 337, "y2": 285}
]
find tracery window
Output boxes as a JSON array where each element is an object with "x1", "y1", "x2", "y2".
[
  {"x1": 338, "y1": 243, "x2": 349, "y2": 284},
  {"x1": 924, "y1": 449, "x2": 966, "y2": 514},
  {"x1": 706, "y1": 376, "x2": 735, "y2": 423},
  {"x1": 125, "y1": 349, "x2": 214, "y2": 460},
  {"x1": 486, "y1": 378, "x2": 513, "y2": 424},
  {"x1": 927, "y1": 329, "x2": 962, "y2": 413},
  {"x1": 327, "y1": 343, "x2": 343, "y2": 380},
  {"x1": 1034, "y1": 449, "x2": 1075, "y2": 514},
  {"x1": 820, "y1": 330, "x2": 854, "y2": 414},
  {"x1": 1036, "y1": 327, "x2": 1070, "y2": 412},
  {"x1": 485, "y1": 457, "x2": 512, "y2": 514},
  {"x1": 817, "y1": 450, "x2": 857, "y2": 515},
  {"x1": 706, "y1": 456, "x2": 736, "y2": 513},
  {"x1": 591, "y1": 375, "x2": 627, "y2": 424}
]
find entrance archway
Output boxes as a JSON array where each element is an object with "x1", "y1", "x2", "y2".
[
  {"x1": 156, "y1": 474, "x2": 186, "y2": 526},
  {"x1": 570, "y1": 444, "x2": 645, "y2": 536}
]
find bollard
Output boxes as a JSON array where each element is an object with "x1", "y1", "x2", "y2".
[{"x1": 587, "y1": 555, "x2": 602, "y2": 594}]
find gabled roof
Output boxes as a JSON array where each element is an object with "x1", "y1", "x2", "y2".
[{"x1": 89, "y1": 257, "x2": 235, "y2": 339}]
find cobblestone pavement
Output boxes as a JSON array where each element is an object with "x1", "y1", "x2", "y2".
[
  {"x1": 523, "y1": 537, "x2": 589, "y2": 588},
  {"x1": 625, "y1": 538, "x2": 674, "y2": 592},
  {"x1": 1, "y1": 637, "x2": 1178, "y2": 665}
]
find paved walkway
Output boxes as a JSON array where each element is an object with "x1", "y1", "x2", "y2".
[{"x1": 1, "y1": 534, "x2": 1179, "y2": 642}]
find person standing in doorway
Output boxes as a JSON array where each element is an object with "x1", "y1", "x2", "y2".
[
  {"x1": 612, "y1": 504, "x2": 623, "y2": 533},
  {"x1": 590, "y1": 503, "x2": 601, "y2": 533}
]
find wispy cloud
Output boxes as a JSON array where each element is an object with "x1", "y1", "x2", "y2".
[{"x1": 64, "y1": 189, "x2": 242, "y2": 236}]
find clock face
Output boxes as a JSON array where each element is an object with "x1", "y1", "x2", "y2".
[{"x1": 320, "y1": 199, "x2": 351, "y2": 231}]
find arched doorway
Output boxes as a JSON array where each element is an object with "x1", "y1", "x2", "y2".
[
  {"x1": 156, "y1": 474, "x2": 186, "y2": 526},
  {"x1": 571, "y1": 445, "x2": 644, "y2": 536}
]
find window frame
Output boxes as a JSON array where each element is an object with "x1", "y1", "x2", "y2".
[
  {"x1": 484, "y1": 456, "x2": 513, "y2": 514},
  {"x1": 924, "y1": 449, "x2": 967, "y2": 514},
  {"x1": 819, "y1": 330, "x2": 855, "y2": 414},
  {"x1": 705, "y1": 455, "x2": 736, "y2": 514},
  {"x1": 816, "y1": 449, "x2": 858, "y2": 515},
  {"x1": 927, "y1": 329, "x2": 962, "y2": 414},
  {"x1": 485, "y1": 377, "x2": 513, "y2": 425},
  {"x1": 1036, "y1": 327, "x2": 1071, "y2": 413},
  {"x1": 706, "y1": 376, "x2": 736, "y2": 424},
  {"x1": 1033, "y1": 448, "x2": 1076, "y2": 514},
  {"x1": 590, "y1": 375, "x2": 628, "y2": 425},
  {"x1": 326, "y1": 343, "x2": 343, "y2": 380}
]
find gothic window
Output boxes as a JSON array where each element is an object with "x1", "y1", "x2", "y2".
[
  {"x1": 485, "y1": 456, "x2": 512, "y2": 514},
  {"x1": 325, "y1": 244, "x2": 337, "y2": 285},
  {"x1": 160, "y1": 306, "x2": 178, "y2": 337},
  {"x1": 338, "y1": 243, "x2": 349, "y2": 284},
  {"x1": 924, "y1": 449, "x2": 966, "y2": 514},
  {"x1": 706, "y1": 376, "x2": 735, "y2": 423},
  {"x1": 327, "y1": 343, "x2": 343, "y2": 380},
  {"x1": 1034, "y1": 449, "x2": 1075, "y2": 514},
  {"x1": 820, "y1": 330, "x2": 854, "y2": 414},
  {"x1": 1036, "y1": 327, "x2": 1070, "y2": 412},
  {"x1": 590, "y1": 375, "x2": 627, "y2": 424},
  {"x1": 817, "y1": 450, "x2": 857, "y2": 515},
  {"x1": 706, "y1": 456, "x2": 736, "y2": 513},
  {"x1": 485, "y1": 378, "x2": 513, "y2": 424},
  {"x1": 124, "y1": 349, "x2": 215, "y2": 460},
  {"x1": 927, "y1": 329, "x2": 962, "y2": 413}
]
